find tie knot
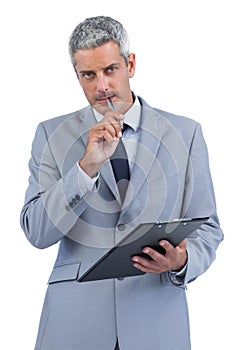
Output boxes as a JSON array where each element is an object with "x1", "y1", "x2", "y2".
[{"x1": 122, "y1": 123, "x2": 128, "y2": 134}]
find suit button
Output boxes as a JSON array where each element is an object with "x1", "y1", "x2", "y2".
[
  {"x1": 70, "y1": 201, "x2": 76, "y2": 208},
  {"x1": 117, "y1": 224, "x2": 125, "y2": 231},
  {"x1": 68, "y1": 195, "x2": 81, "y2": 209},
  {"x1": 117, "y1": 277, "x2": 124, "y2": 281},
  {"x1": 72, "y1": 195, "x2": 79, "y2": 203}
]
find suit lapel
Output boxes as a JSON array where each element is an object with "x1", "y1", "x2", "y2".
[
  {"x1": 100, "y1": 161, "x2": 120, "y2": 202},
  {"x1": 122, "y1": 102, "x2": 163, "y2": 208}
]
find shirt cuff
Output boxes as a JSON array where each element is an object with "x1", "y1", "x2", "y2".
[
  {"x1": 168, "y1": 263, "x2": 188, "y2": 286},
  {"x1": 77, "y1": 162, "x2": 99, "y2": 192}
]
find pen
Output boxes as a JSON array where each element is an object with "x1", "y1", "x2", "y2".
[
  {"x1": 107, "y1": 97, "x2": 117, "y2": 112},
  {"x1": 107, "y1": 97, "x2": 123, "y2": 129}
]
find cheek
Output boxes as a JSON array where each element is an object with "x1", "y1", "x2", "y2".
[
  {"x1": 80, "y1": 86, "x2": 95, "y2": 106},
  {"x1": 79, "y1": 80, "x2": 95, "y2": 97}
]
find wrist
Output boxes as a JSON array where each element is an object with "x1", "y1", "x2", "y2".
[{"x1": 78, "y1": 158, "x2": 99, "y2": 178}]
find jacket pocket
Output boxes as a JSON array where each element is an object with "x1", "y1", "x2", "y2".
[{"x1": 48, "y1": 261, "x2": 81, "y2": 284}]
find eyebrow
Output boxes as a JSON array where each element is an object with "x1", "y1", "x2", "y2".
[
  {"x1": 78, "y1": 62, "x2": 121, "y2": 75},
  {"x1": 78, "y1": 69, "x2": 94, "y2": 75}
]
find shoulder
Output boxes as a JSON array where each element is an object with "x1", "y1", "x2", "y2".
[
  {"x1": 41, "y1": 107, "x2": 88, "y2": 129},
  {"x1": 155, "y1": 107, "x2": 197, "y2": 127},
  {"x1": 34, "y1": 106, "x2": 90, "y2": 138},
  {"x1": 138, "y1": 96, "x2": 201, "y2": 136},
  {"x1": 139, "y1": 96, "x2": 198, "y2": 126}
]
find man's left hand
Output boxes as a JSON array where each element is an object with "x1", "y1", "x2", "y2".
[{"x1": 131, "y1": 239, "x2": 187, "y2": 274}]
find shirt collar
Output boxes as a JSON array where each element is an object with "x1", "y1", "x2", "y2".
[{"x1": 92, "y1": 94, "x2": 141, "y2": 131}]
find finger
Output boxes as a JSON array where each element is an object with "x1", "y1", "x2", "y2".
[
  {"x1": 92, "y1": 120, "x2": 120, "y2": 140},
  {"x1": 142, "y1": 246, "x2": 167, "y2": 260},
  {"x1": 131, "y1": 256, "x2": 162, "y2": 274},
  {"x1": 105, "y1": 111, "x2": 124, "y2": 124},
  {"x1": 158, "y1": 239, "x2": 186, "y2": 257},
  {"x1": 141, "y1": 247, "x2": 169, "y2": 270},
  {"x1": 177, "y1": 239, "x2": 187, "y2": 250},
  {"x1": 132, "y1": 253, "x2": 160, "y2": 269},
  {"x1": 158, "y1": 240, "x2": 174, "y2": 255},
  {"x1": 89, "y1": 124, "x2": 118, "y2": 142},
  {"x1": 96, "y1": 129, "x2": 119, "y2": 143},
  {"x1": 102, "y1": 121, "x2": 121, "y2": 139},
  {"x1": 102, "y1": 113, "x2": 124, "y2": 136},
  {"x1": 132, "y1": 263, "x2": 158, "y2": 274}
]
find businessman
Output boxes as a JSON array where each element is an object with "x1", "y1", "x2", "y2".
[{"x1": 20, "y1": 16, "x2": 223, "y2": 350}]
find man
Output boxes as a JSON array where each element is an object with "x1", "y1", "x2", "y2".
[{"x1": 20, "y1": 16, "x2": 223, "y2": 350}]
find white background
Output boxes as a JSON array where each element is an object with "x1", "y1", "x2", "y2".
[{"x1": 0, "y1": 0, "x2": 232, "y2": 349}]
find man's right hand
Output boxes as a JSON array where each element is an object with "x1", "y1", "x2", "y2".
[{"x1": 79, "y1": 111, "x2": 124, "y2": 178}]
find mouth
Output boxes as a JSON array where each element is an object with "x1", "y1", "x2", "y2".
[
  {"x1": 96, "y1": 98, "x2": 108, "y2": 104},
  {"x1": 95, "y1": 94, "x2": 115, "y2": 104}
]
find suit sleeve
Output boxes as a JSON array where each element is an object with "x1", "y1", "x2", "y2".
[
  {"x1": 20, "y1": 122, "x2": 95, "y2": 249},
  {"x1": 161, "y1": 122, "x2": 224, "y2": 287}
]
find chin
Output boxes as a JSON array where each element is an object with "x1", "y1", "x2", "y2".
[{"x1": 92, "y1": 102, "x2": 108, "y2": 115}]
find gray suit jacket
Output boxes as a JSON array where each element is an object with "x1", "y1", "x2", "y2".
[{"x1": 20, "y1": 97, "x2": 223, "y2": 350}]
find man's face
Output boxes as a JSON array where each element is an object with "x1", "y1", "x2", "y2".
[{"x1": 73, "y1": 41, "x2": 136, "y2": 114}]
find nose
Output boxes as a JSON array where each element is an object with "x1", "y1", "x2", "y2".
[{"x1": 96, "y1": 73, "x2": 108, "y2": 92}]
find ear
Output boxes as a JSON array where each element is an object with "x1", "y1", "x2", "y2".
[{"x1": 127, "y1": 53, "x2": 136, "y2": 78}]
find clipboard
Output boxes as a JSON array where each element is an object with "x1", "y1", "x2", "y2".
[{"x1": 78, "y1": 216, "x2": 209, "y2": 282}]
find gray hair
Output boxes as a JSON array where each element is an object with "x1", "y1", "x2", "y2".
[{"x1": 69, "y1": 16, "x2": 130, "y2": 66}]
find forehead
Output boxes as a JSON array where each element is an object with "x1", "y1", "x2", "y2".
[{"x1": 73, "y1": 41, "x2": 124, "y2": 71}]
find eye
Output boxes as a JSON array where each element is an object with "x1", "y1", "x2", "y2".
[
  {"x1": 81, "y1": 71, "x2": 95, "y2": 80},
  {"x1": 106, "y1": 65, "x2": 118, "y2": 74},
  {"x1": 108, "y1": 67, "x2": 116, "y2": 72}
]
